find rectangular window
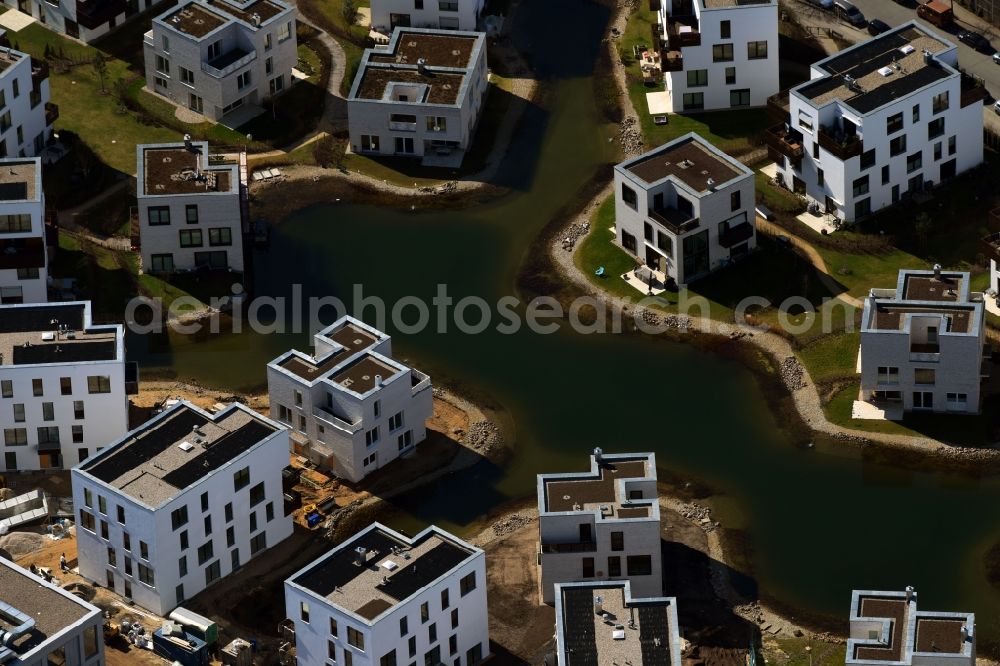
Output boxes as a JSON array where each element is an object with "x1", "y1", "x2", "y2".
[
  {"x1": 610, "y1": 531, "x2": 624, "y2": 551},
  {"x1": 860, "y1": 148, "x2": 876, "y2": 170},
  {"x1": 686, "y1": 69, "x2": 707, "y2": 87},
  {"x1": 226, "y1": 526, "x2": 235, "y2": 547},
  {"x1": 147, "y1": 206, "x2": 170, "y2": 226},
  {"x1": 234, "y1": 467, "x2": 250, "y2": 491},
  {"x1": 725, "y1": 66, "x2": 736, "y2": 85},
  {"x1": 179, "y1": 556, "x2": 187, "y2": 577},
  {"x1": 72, "y1": 425, "x2": 83, "y2": 443},
  {"x1": 886, "y1": 112, "x2": 904, "y2": 135},
  {"x1": 948, "y1": 135, "x2": 956, "y2": 155},
  {"x1": 278, "y1": 21, "x2": 291, "y2": 41},
  {"x1": 250, "y1": 481, "x2": 266, "y2": 506},
  {"x1": 747, "y1": 40, "x2": 768, "y2": 59},
  {"x1": 877, "y1": 367, "x2": 900, "y2": 384},
  {"x1": 421, "y1": 602, "x2": 429, "y2": 623},
  {"x1": 451, "y1": 608, "x2": 458, "y2": 629},
  {"x1": 180, "y1": 530, "x2": 188, "y2": 550},
  {"x1": 225, "y1": 503, "x2": 233, "y2": 522},
  {"x1": 300, "y1": 601, "x2": 310, "y2": 623},
  {"x1": 73, "y1": 401, "x2": 85, "y2": 419},
  {"x1": 720, "y1": 19, "x2": 730, "y2": 38},
  {"x1": 428, "y1": 623, "x2": 437, "y2": 643},
  {"x1": 87, "y1": 376, "x2": 111, "y2": 393},
  {"x1": 348, "y1": 627, "x2": 365, "y2": 651},
  {"x1": 138, "y1": 563, "x2": 154, "y2": 586},
  {"x1": 365, "y1": 427, "x2": 380, "y2": 446},
  {"x1": 179, "y1": 229, "x2": 203, "y2": 247},
  {"x1": 172, "y1": 506, "x2": 188, "y2": 530},
  {"x1": 460, "y1": 572, "x2": 477, "y2": 595},
  {"x1": 140, "y1": 541, "x2": 149, "y2": 559},
  {"x1": 32, "y1": 378, "x2": 42, "y2": 396},
  {"x1": 198, "y1": 541, "x2": 214, "y2": 565},
  {"x1": 582, "y1": 557, "x2": 595, "y2": 577},
  {"x1": 881, "y1": 165, "x2": 890, "y2": 185},
  {"x1": 13, "y1": 403, "x2": 25, "y2": 422},
  {"x1": 209, "y1": 227, "x2": 232, "y2": 246},
  {"x1": 907, "y1": 152, "x2": 922, "y2": 174},
  {"x1": 60, "y1": 377, "x2": 72, "y2": 395},
  {"x1": 3, "y1": 428, "x2": 27, "y2": 446},
  {"x1": 205, "y1": 560, "x2": 221, "y2": 584},
  {"x1": 389, "y1": 411, "x2": 404, "y2": 431},
  {"x1": 441, "y1": 588, "x2": 450, "y2": 610},
  {"x1": 854, "y1": 198, "x2": 871, "y2": 218},
  {"x1": 0, "y1": 213, "x2": 30, "y2": 233},
  {"x1": 682, "y1": 92, "x2": 704, "y2": 110},
  {"x1": 621, "y1": 183, "x2": 637, "y2": 210},
  {"x1": 81, "y1": 510, "x2": 95, "y2": 531},
  {"x1": 932, "y1": 91, "x2": 949, "y2": 113},
  {"x1": 817, "y1": 168, "x2": 824, "y2": 187},
  {"x1": 890, "y1": 135, "x2": 906, "y2": 157},
  {"x1": 852, "y1": 175, "x2": 869, "y2": 197},
  {"x1": 0, "y1": 380, "x2": 10, "y2": 397},
  {"x1": 626, "y1": 555, "x2": 653, "y2": 576},
  {"x1": 155, "y1": 54, "x2": 170, "y2": 75},
  {"x1": 37, "y1": 426, "x2": 59, "y2": 445},
  {"x1": 729, "y1": 89, "x2": 750, "y2": 107},
  {"x1": 927, "y1": 117, "x2": 945, "y2": 140},
  {"x1": 934, "y1": 142, "x2": 942, "y2": 161},
  {"x1": 400, "y1": 616, "x2": 407, "y2": 636},
  {"x1": 912, "y1": 104, "x2": 920, "y2": 123},
  {"x1": 204, "y1": 515, "x2": 212, "y2": 535},
  {"x1": 712, "y1": 43, "x2": 734, "y2": 62},
  {"x1": 915, "y1": 368, "x2": 936, "y2": 385},
  {"x1": 381, "y1": 650, "x2": 398, "y2": 666},
  {"x1": 42, "y1": 402, "x2": 54, "y2": 421},
  {"x1": 237, "y1": 71, "x2": 251, "y2": 90},
  {"x1": 251, "y1": 532, "x2": 267, "y2": 555},
  {"x1": 608, "y1": 556, "x2": 622, "y2": 577},
  {"x1": 179, "y1": 67, "x2": 194, "y2": 85},
  {"x1": 798, "y1": 112, "x2": 813, "y2": 132}
]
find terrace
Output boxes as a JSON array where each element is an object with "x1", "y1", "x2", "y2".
[
  {"x1": 542, "y1": 456, "x2": 653, "y2": 516},
  {"x1": 0, "y1": 303, "x2": 121, "y2": 368},
  {"x1": 764, "y1": 123, "x2": 803, "y2": 169},
  {"x1": 161, "y1": 3, "x2": 228, "y2": 39},
  {"x1": 141, "y1": 145, "x2": 235, "y2": 196}
]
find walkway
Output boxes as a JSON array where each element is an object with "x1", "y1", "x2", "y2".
[{"x1": 56, "y1": 178, "x2": 133, "y2": 251}]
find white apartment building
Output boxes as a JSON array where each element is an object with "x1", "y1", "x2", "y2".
[
  {"x1": 0, "y1": 556, "x2": 105, "y2": 666},
  {"x1": 614, "y1": 132, "x2": 756, "y2": 286},
  {"x1": 847, "y1": 588, "x2": 975, "y2": 666},
  {"x1": 0, "y1": 158, "x2": 47, "y2": 304},
  {"x1": 0, "y1": 0, "x2": 161, "y2": 43},
  {"x1": 767, "y1": 21, "x2": 983, "y2": 224},
  {"x1": 267, "y1": 316, "x2": 433, "y2": 484},
  {"x1": 984, "y1": 233, "x2": 1000, "y2": 308},
  {"x1": 1, "y1": 301, "x2": 130, "y2": 472},
  {"x1": 143, "y1": 0, "x2": 297, "y2": 122},
  {"x1": 859, "y1": 268, "x2": 986, "y2": 415},
  {"x1": 370, "y1": 0, "x2": 484, "y2": 32},
  {"x1": 71, "y1": 401, "x2": 294, "y2": 616},
  {"x1": 537, "y1": 451, "x2": 663, "y2": 605},
  {"x1": 0, "y1": 35, "x2": 58, "y2": 158},
  {"x1": 655, "y1": 0, "x2": 778, "y2": 113},
  {"x1": 283, "y1": 522, "x2": 489, "y2": 666},
  {"x1": 348, "y1": 28, "x2": 488, "y2": 160},
  {"x1": 136, "y1": 141, "x2": 246, "y2": 274},
  {"x1": 554, "y1": 580, "x2": 681, "y2": 666}
]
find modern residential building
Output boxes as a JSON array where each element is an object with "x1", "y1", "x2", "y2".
[
  {"x1": 267, "y1": 316, "x2": 433, "y2": 484},
  {"x1": 136, "y1": 140, "x2": 247, "y2": 274},
  {"x1": 654, "y1": 0, "x2": 778, "y2": 113},
  {"x1": 71, "y1": 401, "x2": 294, "y2": 616},
  {"x1": 984, "y1": 232, "x2": 1000, "y2": 311},
  {"x1": 283, "y1": 522, "x2": 489, "y2": 666},
  {"x1": 369, "y1": 0, "x2": 484, "y2": 32},
  {"x1": 0, "y1": 33, "x2": 58, "y2": 158},
  {"x1": 0, "y1": 556, "x2": 105, "y2": 666},
  {"x1": 142, "y1": 0, "x2": 297, "y2": 122},
  {"x1": 859, "y1": 268, "x2": 987, "y2": 416},
  {"x1": 347, "y1": 28, "x2": 488, "y2": 161},
  {"x1": 554, "y1": 580, "x2": 682, "y2": 666},
  {"x1": 0, "y1": 158, "x2": 47, "y2": 304},
  {"x1": 767, "y1": 21, "x2": 984, "y2": 224},
  {"x1": 536, "y1": 450, "x2": 662, "y2": 605},
  {"x1": 847, "y1": 588, "x2": 975, "y2": 666},
  {"x1": 614, "y1": 132, "x2": 756, "y2": 286},
  {"x1": 1, "y1": 301, "x2": 131, "y2": 472}
]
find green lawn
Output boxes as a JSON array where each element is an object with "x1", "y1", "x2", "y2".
[
  {"x1": 797, "y1": 331, "x2": 861, "y2": 383},
  {"x1": 768, "y1": 639, "x2": 846, "y2": 666},
  {"x1": 755, "y1": 169, "x2": 804, "y2": 215}
]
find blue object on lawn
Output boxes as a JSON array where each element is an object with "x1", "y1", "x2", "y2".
[{"x1": 595, "y1": 266, "x2": 605, "y2": 277}]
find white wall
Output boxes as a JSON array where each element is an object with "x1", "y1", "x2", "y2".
[{"x1": 370, "y1": 0, "x2": 484, "y2": 31}]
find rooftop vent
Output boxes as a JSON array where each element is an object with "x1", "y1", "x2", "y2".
[
  {"x1": 877, "y1": 66, "x2": 893, "y2": 77},
  {"x1": 417, "y1": 57, "x2": 428, "y2": 74},
  {"x1": 354, "y1": 546, "x2": 367, "y2": 566},
  {"x1": 178, "y1": 441, "x2": 194, "y2": 452},
  {"x1": 678, "y1": 159, "x2": 694, "y2": 169},
  {"x1": 595, "y1": 595, "x2": 604, "y2": 615},
  {"x1": 899, "y1": 45, "x2": 916, "y2": 56}
]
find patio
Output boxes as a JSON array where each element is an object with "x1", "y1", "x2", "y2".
[
  {"x1": 796, "y1": 208, "x2": 838, "y2": 235},
  {"x1": 622, "y1": 264, "x2": 669, "y2": 296},
  {"x1": 852, "y1": 399, "x2": 904, "y2": 421},
  {"x1": 422, "y1": 149, "x2": 465, "y2": 169}
]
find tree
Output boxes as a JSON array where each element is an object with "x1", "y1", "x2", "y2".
[
  {"x1": 92, "y1": 53, "x2": 108, "y2": 93},
  {"x1": 342, "y1": 0, "x2": 357, "y2": 25}
]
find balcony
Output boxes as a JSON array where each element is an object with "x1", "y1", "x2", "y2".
[
  {"x1": 540, "y1": 540, "x2": 597, "y2": 554},
  {"x1": 766, "y1": 91, "x2": 790, "y2": 121},
  {"x1": 411, "y1": 371, "x2": 431, "y2": 396},
  {"x1": 143, "y1": 30, "x2": 154, "y2": 48},
  {"x1": 201, "y1": 48, "x2": 256, "y2": 78},
  {"x1": 44, "y1": 102, "x2": 58, "y2": 126},
  {"x1": 0, "y1": 238, "x2": 45, "y2": 270},
  {"x1": 30, "y1": 59, "x2": 49, "y2": 88},
  {"x1": 982, "y1": 231, "x2": 1000, "y2": 263},
  {"x1": 764, "y1": 123, "x2": 803, "y2": 169},
  {"x1": 818, "y1": 126, "x2": 863, "y2": 161},
  {"x1": 718, "y1": 222, "x2": 755, "y2": 248},
  {"x1": 909, "y1": 343, "x2": 940, "y2": 362},
  {"x1": 661, "y1": 50, "x2": 683, "y2": 72},
  {"x1": 312, "y1": 404, "x2": 362, "y2": 434},
  {"x1": 75, "y1": 0, "x2": 127, "y2": 30},
  {"x1": 388, "y1": 121, "x2": 417, "y2": 132},
  {"x1": 664, "y1": 15, "x2": 700, "y2": 50},
  {"x1": 648, "y1": 207, "x2": 699, "y2": 235}
]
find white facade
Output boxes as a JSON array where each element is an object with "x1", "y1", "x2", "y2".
[
  {"x1": 71, "y1": 401, "x2": 294, "y2": 616},
  {"x1": 370, "y1": 0, "x2": 484, "y2": 32},
  {"x1": 537, "y1": 451, "x2": 663, "y2": 605},
  {"x1": 614, "y1": 132, "x2": 756, "y2": 285},
  {"x1": 0, "y1": 38, "x2": 57, "y2": 159},
  {"x1": 656, "y1": 0, "x2": 778, "y2": 113},
  {"x1": 267, "y1": 316, "x2": 433, "y2": 483},
  {"x1": 347, "y1": 28, "x2": 488, "y2": 158},
  {"x1": 0, "y1": 0, "x2": 153, "y2": 43},
  {"x1": 284, "y1": 522, "x2": 489, "y2": 666},
  {"x1": 554, "y1": 581, "x2": 682, "y2": 666},
  {"x1": 770, "y1": 22, "x2": 983, "y2": 224},
  {"x1": 142, "y1": 0, "x2": 297, "y2": 122},
  {"x1": 0, "y1": 301, "x2": 129, "y2": 472},
  {"x1": 0, "y1": 557, "x2": 105, "y2": 666},
  {"x1": 0, "y1": 158, "x2": 47, "y2": 305},
  {"x1": 847, "y1": 588, "x2": 975, "y2": 666},
  {"x1": 859, "y1": 269, "x2": 986, "y2": 415},
  {"x1": 136, "y1": 141, "x2": 246, "y2": 274}
]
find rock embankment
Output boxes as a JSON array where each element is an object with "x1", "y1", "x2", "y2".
[
  {"x1": 780, "y1": 356, "x2": 805, "y2": 391},
  {"x1": 467, "y1": 421, "x2": 504, "y2": 454},
  {"x1": 560, "y1": 221, "x2": 591, "y2": 251},
  {"x1": 618, "y1": 116, "x2": 643, "y2": 155},
  {"x1": 678, "y1": 501, "x2": 720, "y2": 533},
  {"x1": 491, "y1": 513, "x2": 533, "y2": 537}
]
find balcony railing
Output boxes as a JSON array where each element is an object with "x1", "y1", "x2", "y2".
[
  {"x1": 540, "y1": 541, "x2": 597, "y2": 554},
  {"x1": 648, "y1": 207, "x2": 699, "y2": 235},
  {"x1": 982, "y1": 232, "x2": 1000, "y2": 263},
  {"x1": 818, "y1": 126, "x2": 863, "y2": 161},
  {"x1": 30, "y1": 59, "x2": 49, "y2": 88},
  {"x1": 44, "y1": 102, "x2": 58, "y2": 126},
  {"x1": 411, "y1": 373, "x2": 431, "y2": 396},
  {"x1": 661, "y1": 50, "x2": 683, "y2": 71},
  {"x1": 664, "y1": 15, "x2": 700, "y2": 50},
  {"x1": 764, "y1": 123, "x2": 803, "y2": 169},
  {"x1": 718, "y1": 222, "x2": 755, "y2": 248},
  {"x1": 312, "y1": 404, "x2": 362, "y2": 434},
  {"x1": 201, "y1": 49, "x2": 256, "y2": 78},
  {"x1": 143, "y1": 30, "x2": 154, "y2": 47},
  {"x1": 388, "y1": 121, "x2": 417, "y2": 132}
]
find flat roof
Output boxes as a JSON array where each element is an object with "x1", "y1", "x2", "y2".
[
  {"x1": 621, "y1": 134, "x2": 747, "y2": 192},
  {"x1": 0, "y1": 558, "x2": 98, "y2": 660},
  {"x1": 161, "y1": 2, "x2": 226, "y2": 37},
  {"x1": 139, "y1": 142, "x2": 235, "y2": 196},
  {"x1": 278, "y1": 321, "x2": 380, "y2": 380},
  {"x1": 864, "y1": 269, "x2": 981, "y2": 334},
  {"x1": 541, "y1": 453, "x2": 656, "y2": 519},
  {"x1": 901, "y1": 274, "x2": 964, "y2": 302},
  {"x1": 701, "y1": 0, "x2": 774, "y2": 6},
  {"x1": 854, "y1": 596, "x2": 907, "y2": 662},
  {"x1": 204, "y1": 0, "x2": 285, "y2": 25},
  {"x1": 871, "y1": 306, "x2": 972, "y2": 333},
  {"x1": 557, "y1": 582, "x2": 680, "y2": 666},
  {"x1": 290, "y1": 524, "x2": 478, "y2": 622},
  {"x1": 329, "y1": 354, "x2": 400, "y2": 394},
  {"x1": 79, "y1": 403, "x2": 280, "y2": 508},
  {"x1": 798, "y1": 24, "x2": 952, "y2": 114},
  {"x1": 351, "y1": 28, "x2": 484, "y2": 107},
  {"x1": 0, "y1": 158, "x2": 40, "y2": 201},
  {"x1": 0, "y1": 302, "x2": 122, "y2": 368}
]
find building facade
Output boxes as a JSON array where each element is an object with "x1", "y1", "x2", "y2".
[
  {"x1": 859, "y1": 268, "x2": 986, "y2": 415},
  {"x1": 267, "y1": 316, "x2": 433, "y2": 483},
  {"x1": 0, "y1": 158, "x2": 47, "y2": 304},
  {"x1": 71, "y1": 401, "x2": 294, "y2": 616},
  {"x1": 984, "y1": 233, "x2": 1000, "y2": 306},
  {"x1": 142, "y1": 0, "x2": 297, "y2": 122},
  {"x1": 369, "y1": 0, "x2": 484, "y2": 32},
  {"x1": 656, "y1": 0, "x2": 778, "y2": 113},
  {"x1": 0, "y1": 36, "x2": 58, "y2": 159},
  {"x1": 614, "y1": 132, "x2": 756, "y2": 286},
  {"x1": 1, "y1": 301, "x2": 130, "y2": 472},
  {"x1": 0, "y1": 0, "x2": 164, "y2": 43},
  {"x1": 347, "y1": 28, "x2": 488, "y2": 159},
  {"x1": 284, "y1": 522, "x2": 489, "y2": 666},
  {"x1": 0, "y1": 557, "x2": 105, "y2": 666},
  {"x1": 767, "y1": 22, "x2": 983, "y2": 224},
  {"x1": 847, "y1": 588, "x2": 975, "y2": 666},
  {"x1": 554, "y1": 580, "x2": 682, "y2": 666},
  {"x1": 537, "y1": 451, "x2": 663, "y2": 605},
  {"x1": 136, "y1": 141, "x2": 246, "y2": 274}
]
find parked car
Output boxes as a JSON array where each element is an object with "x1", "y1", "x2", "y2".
[
  {"x1": 834, "y1": 0, "x2": 866, "y2": 27},
  {"x1": 867, "y1": 19, "x2": 890, "y2": 35},
  {"x1": 958, "y1": 30, "x2": 994, "y2": 54},
  {"x1": 917, "y1": 0, "x2": 953, "y2": 28},
  {"x1": 800, "y1": 0, "x2": 834, "y2": 8},
  {"x1": 993, "y1": 51, "x2": 1000, "y2": 64},
  {"x1": 993, "y1": 99, "x2": 1000, "y2": 115}
]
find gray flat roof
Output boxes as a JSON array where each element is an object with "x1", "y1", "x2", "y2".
[
  {"x1": 0, "y1": 158, "x2": 40, "y2": 201},
  {"x1": 0, "y1": 302, "x2": 122, "y2": 368}
]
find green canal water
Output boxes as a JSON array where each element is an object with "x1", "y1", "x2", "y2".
[{"x1": 131, "y1": 0, "x2": 1000, "y2": 646}]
